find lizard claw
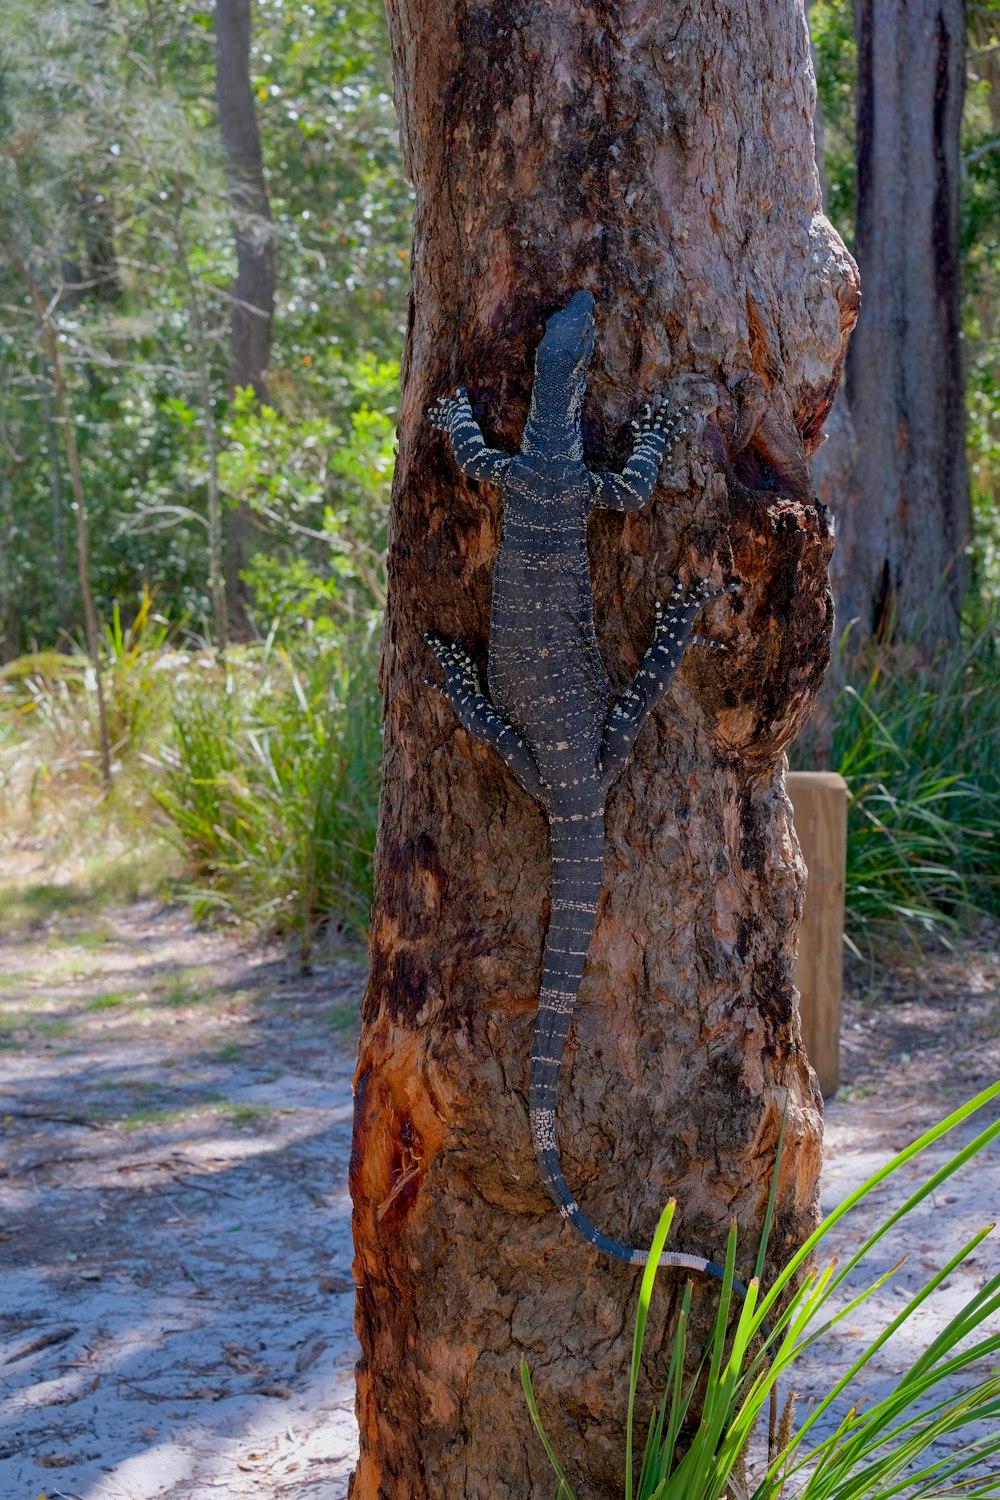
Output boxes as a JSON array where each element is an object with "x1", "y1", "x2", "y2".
[
  {"x1": 428, "y1": 388, "x2": 472, "y2": 433},
  {"x1": 632, "y1": 399, "x2": 688, "y2": 447}
]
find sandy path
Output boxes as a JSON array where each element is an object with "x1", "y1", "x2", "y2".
[
  {"x1": 1, "y1": 880, "x2": 998, "y2": 1499},
  {"x1": 1, "y1": 895, "x2": 365, "y2": 1499}
]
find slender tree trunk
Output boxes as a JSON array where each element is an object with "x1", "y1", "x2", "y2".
[
  {"x1": 351, "y1": 5, "x2": 858, "y2": 1496},
  {"x1": 169, "y1": 180, "x2": 229, "y2": 653},
  {"x1": 838, "y1": 0, "x2": 969, "y2": 647},
  {"x1": 6, "y1": 251, "x2": 112, "y2": 788},
  {"x1": 0, "y1": 463, "x2": 19, "y2": 663},
  {"x1": 215, "y1": 0, "x2": 275, "y2": 638},
  {"x1": 42, "y1": 383, "x2": 70, "y2": 633},
  {"x1": 215, "y1": 0, "x2": 274, "y2": 400}
]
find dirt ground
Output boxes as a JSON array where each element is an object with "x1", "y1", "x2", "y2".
[{"x1": 1, "y1": 844, "x2": 998, "y2": 1500}]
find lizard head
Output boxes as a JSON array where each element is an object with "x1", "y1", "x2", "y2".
[
  {"x1": 527, "y1": 290, "x2": 596, "y2": 454},
  {"x1": 536, "y1": 289, "x2": 596, "y2": 387}
]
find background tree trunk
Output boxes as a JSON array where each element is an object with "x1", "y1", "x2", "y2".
[
  {"x1": 837, "y1": 0, "x2": 969, "y2": 648},
  {"x1": 215, "y1": 0, "x2": 275, "y2": 638},
  {"x1": 351, "y1": 4, "x2": 858, "y2": 1497},
  {"x1": 42, "y1": 384, "x2": 71, "y2": 635},
  {"x1": 0, "y1": 461, "x2": 20, "y2": 663}
]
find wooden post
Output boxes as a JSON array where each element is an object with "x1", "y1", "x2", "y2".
[{"x1": 786, "y1": 771, "x2": 848, "y2": 1097}]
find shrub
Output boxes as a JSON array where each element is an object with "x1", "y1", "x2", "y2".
[
  {"x1": 794, "y1": 618, "x2": 1000, "y2": 951},
  {"x1": 0, "y1": 588, "x2": 177, "y2": 803},
  {"x1": 156, "y1": 624, "x2": 382, "y2": 954}
]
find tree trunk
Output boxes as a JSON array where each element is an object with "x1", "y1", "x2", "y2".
[
  {"x1": 43, "y1": 383, "x2": 71, "y2": 634},
  {"x1": 167, "y1": 178, "x2": 230, "y2": 653},
  {"x1": 0, "y1": 462, "x2": 20, "y2": 663},
  {"x1": 351, "y1": 5, "x2": 859, "y2": 1497},
  {"x1": 839, "y1": 0, "x2": 969, "y2": 648},
  {"x1": 215, "y1": 0, "x2": 275, "y2": 638}
]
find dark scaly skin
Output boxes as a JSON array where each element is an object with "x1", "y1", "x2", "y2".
[{"x1": 427, "y1": 290, "x2": 740, "y2": 1285}]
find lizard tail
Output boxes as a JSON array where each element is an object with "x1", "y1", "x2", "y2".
[{"x1": 529, "y1": 824, "x2": 746, "y2": 1296}]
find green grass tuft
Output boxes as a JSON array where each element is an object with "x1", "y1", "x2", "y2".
[
  {"x1": 794, "y1": 614, "x2": 1000, "y2": 953},
  {"x1": 87, "y1": 991, "x2": 128, "y2": 1010},
  {"x1": 524, "y1": 1083, "x2": 1000, "y2": 1500},
  {"x1": 155, "y1": 624, "x2": 381, "y2": 954}
]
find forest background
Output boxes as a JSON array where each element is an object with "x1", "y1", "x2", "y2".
[{"x1": 1, "y1": 0, "x2": 999, "y2": 957}]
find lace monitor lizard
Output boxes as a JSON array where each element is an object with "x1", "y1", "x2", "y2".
[{"x1": 426, "y1": 288, "x2": 740, "y2": 1285}]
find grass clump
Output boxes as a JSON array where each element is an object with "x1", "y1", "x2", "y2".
[
  {"x1": 156, "y1": 624, "x2": 381, "y2": 954},
  {"x1": 327, "y1": 999, "x2": 362, "y2": 1039},
  {"x1": 1, "y1": 589, "x2": 384, "y2": 948},
  {"x1": 224, "y1": 1102, "x2": 273, "y2": 1129},
  {"x1": 0, "y1": 589, "x2": 177, "y2": 804},
  {"x1": 155, "y1": 970, "x2": 215, "y2": 1007},
  {"x1": 87, "y1": 992, "x2": 127, "y2": 1010},
  {"x1": 523, "y1": 1082, "x2": 1000, "y2": 1500},
  {"x1": 795, "y1": 617, "x2": 1000, "y2": 952}
]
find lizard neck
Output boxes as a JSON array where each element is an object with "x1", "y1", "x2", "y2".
[
  {"x1": 520, "y1": 382, "x2": 584, "y2": 461},
  {"x1": 520, "y1": 288, "x2": 594, "y2": 462}
]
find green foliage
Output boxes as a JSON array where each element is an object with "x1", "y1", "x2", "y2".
[
  {"x1": 251, "y1": 0, "x2": 412, "y2": 368},
  {"x1": 963, "y1": 11, "x2": 1000, "y2": 601},
  {"x1": 807, "y1": 0, "x2": 856, "y2": 244},
  {"x1": 806, "y1": 621, "x2": 1000, "y2": 952},
  {"x1": 0, "y1": 0, "x2": 406, "y2": 649},
  {"x1": 156, "y1": 626, "x2": 381, "y2": 951},
  {"x1": 523, "y1": 1083, "x2": 1000, "y2": 1500},
  {"x1": 220, "y1": 355, "x2": 395, "y2": 631},
  {"x1": 966, "y1": 362, "x2": 1000, "y2": 598}
]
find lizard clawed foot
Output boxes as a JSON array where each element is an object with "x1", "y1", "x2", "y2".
[
  {"x1": 650, "y1": 573, "x2": 739, "y2": 654},
  {"x1": 631, "y1": 399, "x2": 689, "y2": 451},
  {"x1": 427, "y1": 387, "x2": 471, "y2": 433},
  {"x1": 662, "y1": 573, "x2": 739, "y2": 608}
]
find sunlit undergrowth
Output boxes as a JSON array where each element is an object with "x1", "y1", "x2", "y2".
[
  {"x1": 523, "y1": 1083, "x2": 1000, "y2": 1500},
  {"x1": 156, "y1": 624, "x2": 381, "y2": 955},
  {"x1": 0, "y1": 594, "x2": 382, "y2": 954},
  {"x1": 793, "y1": 611, "x2": 1000, "y2": 954},
  {"x1": 4, "y1": 585, "x2": 999, "y2": 961}
]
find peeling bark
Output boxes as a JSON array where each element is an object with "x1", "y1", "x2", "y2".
[{"x1": 351, "y1": 4, "x2": 858, "y2": 1497}]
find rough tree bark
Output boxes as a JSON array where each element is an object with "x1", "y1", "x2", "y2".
[
  {"x1": 215, "y1": 0, "x2": 275, "y2": 636},
  {"x1": 351, "y1": 4, "x2": 859, "y2": 1497},
  {"x1": 834, "y1": 0, "x2": 969, "y2": 648}
]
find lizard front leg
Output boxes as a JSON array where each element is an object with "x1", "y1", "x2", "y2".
[
  {"x1": 589, "y1": 401, "x2": 687, "y2": 512},
  {"x1": 599, "y1": 577, "x2": 737, "y2": 787},
  {"x1": 428, "y1": 387, "x2": 512, "y2": 483},
  {"x1": 425, "y1": 633, "x2": 545, "y2": 802}
]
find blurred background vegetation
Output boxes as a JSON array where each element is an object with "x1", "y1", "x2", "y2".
[{"x1": 0, "y1": 0, "x2": 998, "y2": 957}]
